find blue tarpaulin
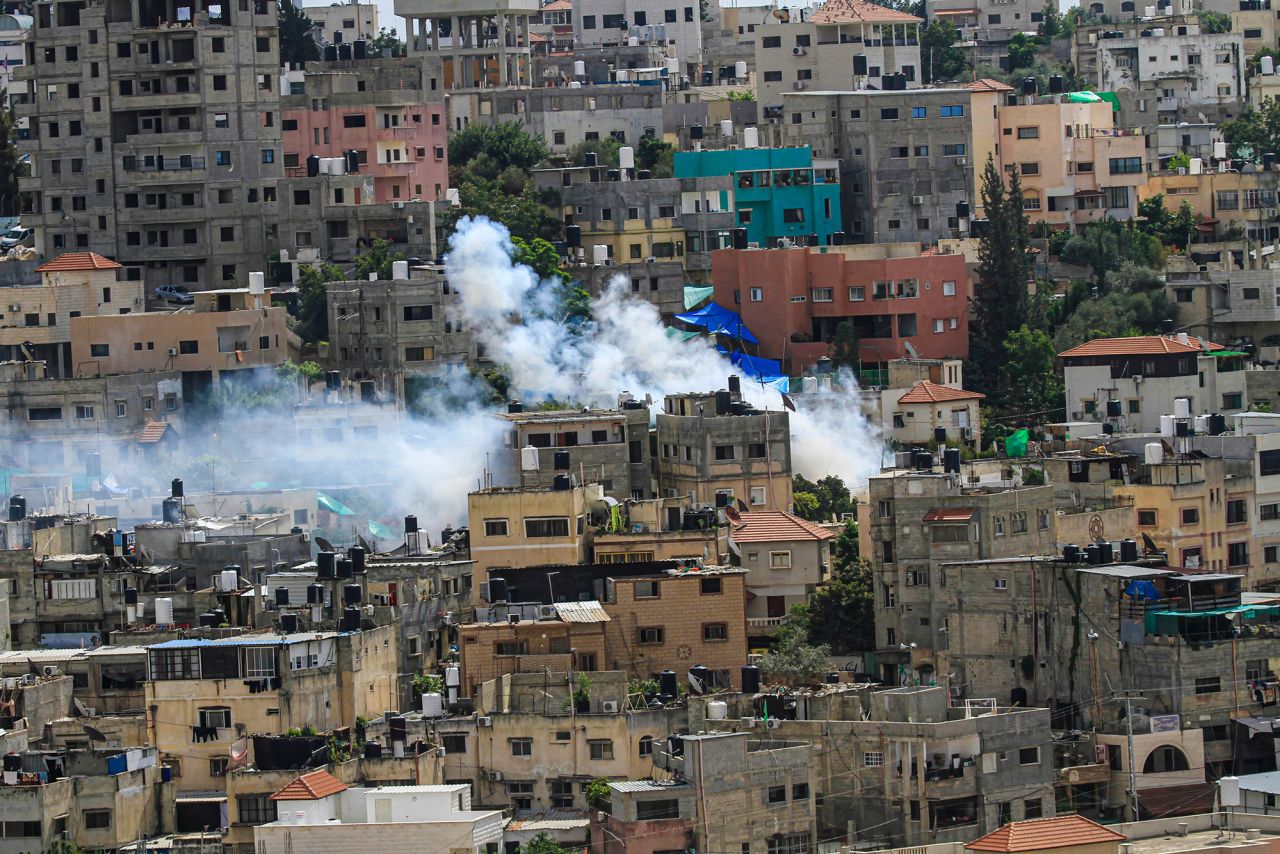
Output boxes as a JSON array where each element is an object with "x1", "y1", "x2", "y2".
[
  {"x1": 675, "y1": 303, "x2": 761, "y2": 344},
  {"x1": 717, "y1": 348, "x2": 791, "y2": 393},
  {"x1": 1125, "y1": 580, "x2": 1160, "y2": 601}
]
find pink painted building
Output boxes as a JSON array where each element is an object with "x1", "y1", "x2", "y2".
[
  {"x1": 711, "y1": 245, "x2": 972, "y2": 373},
  {"x1": 281, "y1": 64, "x2": 449, "y2": 205}
]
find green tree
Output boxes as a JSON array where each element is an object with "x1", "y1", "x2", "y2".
[
  {"x1": 1040, "y1": 2, "x2": 1065, "y2": 38},
  {"x1": 368, "y1": 27, "x2": 405, "y2": 54},
  {"x1": 760, "y1": 631, "x2": 831, "y2": 685},
  {"x1": 512, "y1": 236, "x2": 566, "y2": 281},
  {"x1": 1137, "y1": 194, "x2": 1198, "y2": 249},
  {"x1": 727, "y1": 89, "x2": 756, "y2": 101},
  {"x1": 448, "y1": 177, "x2": 558, "y2": 242},
  {"x1": 637, "y1": 135, "x2": 675, "y2": 177},
  {"x1": 562, "y1": 285, "x2": 593, "y2": 325},
  {"x1": 792, "y1": 474, "x2": 855, "y2": 520},
  {"x1": 567, "y1": 137, "x2": 622, "y2": 167},
  {"x1": 921, "y1": 19, "x2": 969, "y2": 83},
  {"x1": 828, "y1": 321, "x2": 860, "y2": 372},
  {"x1": 1220, "y1": 97, "x2": 1280, "y2": 160},
  {"x1": 449, "y1": 122, "x2": 549, "y2": 173},
  {"x1": 1199, "y1": 10, "x2": 1230, "y2": 32},
  {"x1": 792, "y1": 491, "x2": 820, "y2": 520},
  {"x1": 521, "y1": 833, "x2": 570, "y2": 854},
  {"x1": 354, "y1": 237, "x2": 405, "y2": 282},
  {"x1": 970, "y1": 155, "x2": 1031, "y2": 402},
  {"x1": 294, "y1": 261, "x2": 344, "y2": 343},
  {"x1": 794, "y1": 552, "x2": 875, "y2": 653},
  {"x1": 1052, "y1": 289, "x2": 1176, "y2": 351},
  {"x1": 1006, "y1": 32, "x2": 1040, "y2": 71},
  {"x1": 0, "y1": 90, "x2": 26, "y2": 217},
  {"x1": 278, "y1": 0, "x2": 319, "y2": 65},
  {"x1": 1002, "y1": 325, "x2": 1063, "y2": 416},
  {"x1": 1059, "y1": 221, "x2": 1165, "y2": 291}
]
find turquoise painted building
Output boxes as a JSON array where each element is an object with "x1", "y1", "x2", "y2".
[{"x1": 673, "y1": 147, "x2": 841, "y2": 248}]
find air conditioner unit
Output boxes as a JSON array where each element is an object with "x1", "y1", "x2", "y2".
[
  {"x1": 956, "y1": 157, "x2": 967, "y2": 166},
  {"x1": 644, "y1": 256, "x2": 657, "y2": 263},
  {"x1": 767, "y1": 718, "x2": 781, "y2": 729},
  {"x1": 7, "y1": 304, "x2": 19, "y2": 312},
  {"x1": 485, "y1": 770, "x2": 503, "y2": 781},
  {"x1": 601, "y1": 700, "x2": 620, "y2": 713},
  {"x1": 793, "y1": 81, "x2": 807, "y2": 90},
  {"x1": 538, "y1": 604, "x2": 557, "y2": 619},
  {"x1": 1133, "y1": 375, "x2": 1144, "y2": 383},
  {"x1": 391, "y1": 201, "x2": 405, "y2": 209},
  {"x1": 740, "y1": 716, "x2": 757, "y2": 728},
  {"x1": 42, "y1": 665, "x2": 60, "y2": 677},
  {"x1": 167, "y1": 347, "x2": 178, "y2": 356},
  {"x1": 793, "y1": 46, "x2": 806, "y2": 55},
  {"x1": 911, "y1": 195, "x2": 925, "y2": 205},
  {"x1": 476, "y1": 716, "x2": 493, "y2": 727}
]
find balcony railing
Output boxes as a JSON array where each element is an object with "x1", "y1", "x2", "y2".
[
  {"x1": 122, "y1": 156, "x2": 206, "y2": 173},
  {"x1": 748, "y1": 616, "x2": 786, "y2": 629}
]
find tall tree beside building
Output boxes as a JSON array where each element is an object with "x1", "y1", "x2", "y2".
[
  {"x1": 970, "y1": 155, "x2": 1031, "y2": 403},
  {"x1": 0, "y1": 91, "x2": 25, "y2": 217},
  {"x1": 921, "y1": 20, "x2": 968, "y2": 83},
  {"x1": 278, "y1": 0, "x2": 320, "y2": 65}
]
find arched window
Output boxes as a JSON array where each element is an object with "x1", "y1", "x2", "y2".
[
  {"x1": 1143, "y1": 745, "x2": 1190, "y2": 773},
  {"x1": 639, "y1": 735, "x2": 654, "y2": 757}
]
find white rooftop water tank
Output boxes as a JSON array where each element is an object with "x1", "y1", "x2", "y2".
[
  {"x1": 573, "y1": 60, "x2": 586, "y2": 76},
  {"x1": 1263, "y1": 55, "x2": 1276, "y2": 75},
  {"x1": 392, "y1": 260, "x2": 409, "y2": 280},
  {"x1": 521, "y1": 445, "x2": 539, "y2": 471},
  {"x1": 619, "y1": 146, "x2": 636, "y2": 169},
  {"x1": 1220, "y1": 776, "x2": 1241, "y2": 808},
  {"x1": 1173, "y1": 397, "x2": 1191, "y2": 419},
  {"x1": 248, "y1": 272, "x2": 265, "y2": 294},
  {"x1": 720, "y1": 119, "x2": 733, "y2": 137},
  {"x1": 1145, "y1": 442, "x2": 1164, "y2": 465},
  {"x1": 744, "y1": 127, "x2": 759, "y2": 148},
  {"x1": 735, "y1": 60, "x2": 747, "y2": 79},
  {"x1": 445, "y1": 664, "x2": 460, "y2": 687},
  {"x1": 1214, "y1": 140, "x2": 1228, "y2": 160},
  {"x1": 592, "y1": 244, "x2": 609, "y2": 265},
  {"x1": 1160, "y1": 415, "x2": 1176, "y2": 437},
  {"x1": 155, "y1": 598, "x2": 174, "y2": 626},
  {"x1": 219, "y1": 569, "x2": 238, "y2": 592},
  {"x1": 707, "y1": 700, "x2": 729, "y2": 720},
  {"x1": 422, "y1": 692, "x2": 445, "y2": 717}
]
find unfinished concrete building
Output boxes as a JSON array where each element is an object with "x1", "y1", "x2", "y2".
[{"x1": 14, "y1": 0, "x2": 283, "y2": 291}]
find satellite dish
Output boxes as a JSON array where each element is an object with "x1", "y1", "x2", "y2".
[
  {"x1": 138, "y1": 544, "x2": 153, "y2": 564},
  {"x1": 1141, "y1": 532, "x2": 1158, "y2": 554},
  {"x1": 725, "y1": 506, "x2": 742, "y2": 524},
  {"x1": 357, "y1": 535, "x2": 374, "y2": 554},
  {"x1": 314, "y1": 536, "x2": 335, "y2": 553},
  {"x1": 904, "y1": 341, "x2": 920, "y2": 360},
  {"x1": 82, "y1": 724, "x2": 108, "y2": 743}
]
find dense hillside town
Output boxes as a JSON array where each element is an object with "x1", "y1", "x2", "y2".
[{"x1": 5, "y1": 0, "x2": 1280, "y2": 851}]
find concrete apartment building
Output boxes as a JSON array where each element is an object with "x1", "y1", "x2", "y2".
[
  {"x1": 425, "y1": 670, "x2": 687, "y2": 809},
  {"x1": 656, "y1": 388, "x2": 793, "y2": 512},
  {"x1": 1059, "y1": 335, "x2": 1246, "y2": 431},
  {"x1": 0, "y1": 252, "x2": 141, "y2": 375},
  {"x1": 145, "y1": 627, "x2": 399, "y2": 792},
  {"x1": 876, "y1": 357, "x2": 980, "y2": 443},
  {"x1": 468, "y1": 482, "x2": 600, "y2": 570},
  {"x1": 280, "y1": 57, "x2": 449, "y2": 205},
  {"x1": 570, "y1": 0, "x2": 704, "y2": 70},
  {"x1": 926, "y1": 0, "x2": 1046, "y2": 54},
  {"x1": 867, "y1": 468, "x2": 1058, "y2": 687},
  {"x1": 753, "y1": 0, "x2": 923, "y2": 105},
  {"x1": 13, "y1": 0, "x2": 283, "y2": 291},
  {"x1": 730, "y1": 510, "x2": 835, "y2": 638},
  {"x1": 495, "y1": 405, "x2": 652, "y2": 500},
  {"x1": 711, "y1": 244, "x2": 971, "y2": 372},
  {"x1": 686, "y1": 686, "x2": 1056, "y2": 847},
  {"x1": 602, "y1": 730, "x2": 817, "y2": 854},
  {"x1": 478, "y1": 85, "x2": 667, "y2": 154},
  {"x1": 781, "y1": 88, "x2": 977, "y2": 245},
  {"x1": 1143, "y1": 167, "x2": 1280, "y2": 246},
  {"x1": 0, "y1": 360, "x2": 183, "y2": 476},
  {"x1": 253, "y1": 776, "x2": 504, "y2": 854},
  {"x1": 300, "y1": 2, "x2": 380, "y2": 44},
  {"x1": 673, "y1": 146, "x2": 842, "y2": 249},
  {"x1": 455, "y1": 601, "x2": 611, "y2": 694},
  {"x1": 0, "y1": 747, "x2": 175, "y2": 853},
  {"x1": 324, "y1": 265, "x2": 476, "y2": 403},
  {"x1": 1072, "y1": 19, "x2": 1247, "y2": 126},
  {"x1": 71, "y1": 284, "x2": 290, "y2": 400},
  {"x1": 530, "y1": 0, "x2": 573, "y2": 53},
  {"x1": 0, "y1": 13, "x2": 32, "y2": 119},
  {"x1": 986, "y1": 96, "x2": 1147, "y2": 228}
]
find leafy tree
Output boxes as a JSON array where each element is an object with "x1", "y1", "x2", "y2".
[
  {"x1": 970, "y1": 154, "x2": 1031, "y2": 402},
  {"x1": 368, "y1": 27, "x2": 405, "y2": 54},
  {"x1": 567, "y1": 137, "x2": 622, "y2": 167},
  {"x1": 0, "y1": 90, "x2": 26, "y2": 217},
  {"x1": 1137, "y1": 194, "x2": 1198, "y2": 249},
  {"x1": 1220, "y1": 97, "x2": 1280, "y2": 160},
  {"x1": 637, "y1": 135, "x2": 674, "y2": 177},
  {"x1": 562, "y1": 285, "x2": 593, "y2": 325},
  {"x1": 354, "y1": 238, "x2": 405, "y2": 282},
  {"x1": 1199, "y1": 10, "x2": 1230, "y2": 33},
  {"x1": 794, "y1": 556, "x2": 874, "y2": 654},
  {"x1": 759, "y1": 631, "x2": 831, "y2": 686},
  {"x1": 792, "y1": 491, "x2": 819, "y2": 520},
  {"x1": 1007, "y1": 32, "x2": 1040, "y2": 72},
  {"x1": 294, "y1": 261, "x2": 344, "y2": 343},
  {"x1": 1040, "y1": 2, "x2": 1068, "y2": 38},
  {"x1": 828, "y1": 321, "x2": 860, "y2": 372},
  {"x1": 1059, "y1": 221, "x2": 1165, "y2": 291},
  {"x1": 921, "y1": 19, "x2": 969, "y2": 83},
  {"x1": 278, "y1": 0, "x2": 319, "y2": 65},
  {"x1": 727, "y1": 89, "x2": 756, "y2": 101},
  {"x1": 521, "y1": 833, "x2": 570, "y2": 854},
  {"x1": 447, "y1": 177, "x2": 558, "y2": 242},
  {"x1": 868, "y1": 0, "x2": 925, "y2": 16},
  {"x1": 1003, "y1": 325, "x2": 1063, "y2": 415},
  {"x1": 512, "y1": 236, "x2": 566, "y2": 281},
  {"x1": 1052, "y1": 289, "x2": 1176, "y2": 351},
  {"x1": 449, "y1": 122, "x2": 548, "y2": 174},
  {"x1": 584, "y1": 778, "x2": 612, "y2": 808},
  {"x1": 792, "y1": 474, "x2": 855, "y2": 521}
]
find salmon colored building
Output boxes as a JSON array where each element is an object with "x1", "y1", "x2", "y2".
[{"x1": 710, "y1": 245, "x2": 971, "y2": 373}]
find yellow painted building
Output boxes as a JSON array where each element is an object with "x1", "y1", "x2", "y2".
[
  {"x1": 467, "y1": 483, "x2": 599, "y2": 570},
  {"x1": 145, "y1": 627, "x2": 399, "y2": 792},
  {"x1": 1142, "y1": 168, "x2": 1278, "y2": 242}
]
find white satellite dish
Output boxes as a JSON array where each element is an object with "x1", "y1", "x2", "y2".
[{"x1": 904, "y1": 341, "x2": 920, "y2": 360}]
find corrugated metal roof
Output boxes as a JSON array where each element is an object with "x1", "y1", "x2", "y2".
[
  {"x1": 147, "y1": 631, "x2": 346, "y2": 649},
  {"x1": 1237, "y1": 770, "x2": 1280, "y2": 795},
  {"x1": 1075, "y1": 565, "x2": 1177, "y2": 579},
  {"x1": 610, "y1": 780, "x2": 690, "y2": 793},
  {"x1": 553, "y1": 601, "x2": 611, "y2": 623}
]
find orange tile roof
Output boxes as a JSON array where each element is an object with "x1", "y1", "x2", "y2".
[
  {"x1": 810, "y1": 0, "x2": 922, "y2": 24},
  {"x1": 897, "y1": 381, "x2": 985, "y2": 405},
  {"x1": 966, "y1": 815, "x2": 1127, "y2": 853},
  {"x1": 269, "y1": 770, "x2": 348, "y2": 801},
  {"x1": 731, "y1": 511, "x2": 837, "y2": 543},
  {"x1": 1058, "y1": 335, "x2": 1220, "y2": 358},
  {"x1": 35, "y1": 252, "x2": 123, "y2": 272},
  {"x1": 968, "y1": 78, "x2": 1016, "y2": 92},
  {"x1": 922, "y1": 507, "x2": 974, "y2": 522},
  {"x1": 541, "y1": 0, "x2": 571, "y2": 9},
  {"x1": 137, "y1": 421, "x2": 171, "y2": 444}
]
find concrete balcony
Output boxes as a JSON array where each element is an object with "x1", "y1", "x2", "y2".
[{"x1": 747, "y1": 616, "x2": 786, "y2": 630}]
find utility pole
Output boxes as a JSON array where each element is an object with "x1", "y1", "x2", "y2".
[{"x1": 1114, "y1": 692, "x2": 1145, "y2": 822}]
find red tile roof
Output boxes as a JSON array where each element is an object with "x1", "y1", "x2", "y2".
[
  {"x1": 35, "y1": 252, "x2": 123, "y2": 272},
  {"x1": 731, "y1": 511, "x2": 837, "y2": 543},
  {"x1": 922, "y1": 507, "x2": 975, "y2": 522},
  {"x1": 136, "y1": 421, "x2": 171, "y2": 444},
  {"x1": 269, "y1": 770, "x2": 348, "y2": 801},
  {"x1": 810, "y1": 0, "x2": 922, "y2": 24},
  {"x1": 968, "y1": 78, "x2": 1016, "y2": 92},
  {"x1": 1058, "y1": 335, "x2": 1220, "y2": 358},
  {"x1": 897, "y1": 381, "x2": 985, "y2": 405},
  {"x1": 966, "y1": 815, "x2": 1127, "y2": 853}
]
